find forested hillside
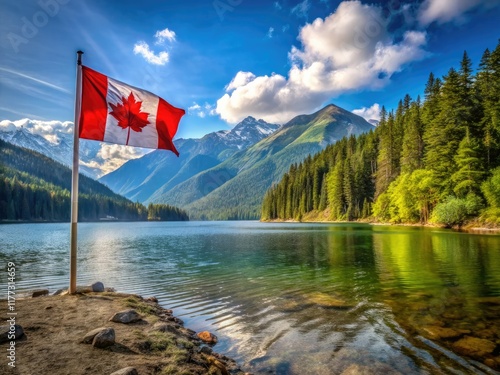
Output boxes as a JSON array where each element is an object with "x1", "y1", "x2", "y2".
[
  {"x1": 262, "y1": 42, "x2": 500, "y2": 227},
  {"x1": 167, "y1": 104, "x2": 374, "y2": 220},
  {"x1": 0, "y1": 139, "x2": 188, "y2": 222}
]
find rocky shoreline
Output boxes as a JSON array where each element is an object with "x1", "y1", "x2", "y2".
[{"x1": 0, "y1": 284, "x2": 248, "y2": 375}]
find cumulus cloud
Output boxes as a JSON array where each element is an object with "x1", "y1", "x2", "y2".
[
  {"x1": 216, "y1": 1, "x2": 428, "y2": 124},
  {"x1": 0, "y1": 119, "x2": 150, "y2": 177},
  {"x1": 155, "y1": 28, "x2": 176, "y2": 44},
  {"x1": 134, "y1": 27, "x2": 176, "y2": 65},
  {"x1": 418, "y1": 0, "x2": 500, "y2": 25},
  {"x1": 133, "y1": 41, "x2": 170, "y2": 65},
  {"x1": 352, "y1": 103, "x2": 381, "y2": 123},
  {"x1": 91, "y1": 144, "x2": 151, "y2": 176},
  {"x1": 0, "y1": 118, "x2": 73, "y2": 143},
  {"x1": 225, "y1": 72, "x2": 257, "y2": 92}
]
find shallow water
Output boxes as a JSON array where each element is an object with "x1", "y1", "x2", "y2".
[{"x1": 1, "y1": 221, "x2": 499, "y2": 374}]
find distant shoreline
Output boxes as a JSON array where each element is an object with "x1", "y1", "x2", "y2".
[
  {"x1": 261, "y1": 218, "x2": 500, "y2": 233},
  {"x1": 0, "y1": 219, "x2": 189, "y2": 225}
]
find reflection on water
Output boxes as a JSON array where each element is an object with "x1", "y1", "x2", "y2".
[{"x1": 1, "y1": 222, "x2": 500, "y2": 374}]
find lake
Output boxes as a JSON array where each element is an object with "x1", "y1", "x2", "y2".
[{"x1": 1, "y1": 221, "x2": 499, "y2": 374}]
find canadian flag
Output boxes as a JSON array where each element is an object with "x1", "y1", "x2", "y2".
[{"x1": 79, "y1": 66, "x2": 184, "y2": 155}]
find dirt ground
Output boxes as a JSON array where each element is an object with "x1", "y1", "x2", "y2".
[{"x1": 0, "y1": 291, "x2": 244, "y2": 375}]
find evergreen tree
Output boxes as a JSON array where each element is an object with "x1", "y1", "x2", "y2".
[
  {"x1": 424, "y1": 68, "x2": 467, "y2": 193},
  {"x1": 375, "y1": 112, "x2": 397, "y2": 197},
  {"x1": 451, "y1": 129, "x2": 484, "y2": 197},
  {"x1": 401, "y1": 98, "x2": 424, "y2": 173}
]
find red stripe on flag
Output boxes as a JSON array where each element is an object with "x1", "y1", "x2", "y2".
[
  {"x1": 79, "y1": 66, "x2": 108, "y2": 141},
  {"x1": 156, "y1": 97, "x2": 185, "y2": 156}
]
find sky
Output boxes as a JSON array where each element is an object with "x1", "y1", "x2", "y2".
[{"x1": 1, "y1": 0, "x2": 500, "y2": 174}]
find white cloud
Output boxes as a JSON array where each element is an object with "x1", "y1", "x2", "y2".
[
  {"x1": 291, "y1": 0, "x2": 311, "y2": 18},
  {"x1": 188, "y1": 102, "x2": 216, "y2": 118},
  {"x1": 267, "y1": 27, "x2": 275, "y2": 39},
  {"x1": 0, "y1": 118, "x2": 73, "y2": 143},
  {"x1": 352, "y1": 103, "x2": 381, "y2": 122},
  {"x1": 134, "y1": 27, "x2": 177, "y2": 65},
  {"x1": 155, "y1": 28, "x2": 176, "y2": 44},
  {"x1": 188, "y1": 103, "x2": 201, "y2": 111},
  {"x1": 0, "y1": 119, "x2": 150, "y2": 177},
  {"x1": 274, "y1": 1, "x2": 282, "y2": 10},
  {"x1": 225, "y1": 72, "x2": 256, "y2": 92},
  {"x1": 133, "y1": 41, "x2": 170, "y2": 65},
  {"x1": 91, "y1": 144, "x2": 151, "y2": 175},
  {"x1": 418, "y1": 0, "x2": 500, "y2": 25},
  {"x1": 216, "y1": 1, "x2": 428, "y2": 124}
]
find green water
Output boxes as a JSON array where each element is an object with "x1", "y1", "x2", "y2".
[{"x1": 1, "y1": 222, "x2": 499, "y2": 374}]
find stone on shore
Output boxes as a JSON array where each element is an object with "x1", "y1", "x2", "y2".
[
  {"x1": 32, "y1": 289, "x2": 49, "y2": 298},
  {"x1": 452, "y1": 336, "x2": 496, "y2": 359},
  {"x1": 110, "y1": 309, "x2": 142, "y2": 324},
  {"x1": 110, "y1": 368, "x2": 138, "y2": 375},
  {"x1": 205, "y1": 355, "x2": 229, "y2": 375},
  {"x1": 91, "y1": 282, "x2": 105, "y2": 292},
  {"x1": 0, "y1": 324, "x2": 24, "y2": 343},
  {"x1": 197, "y1": 331, "x2": 218, "y2": 344},
  {"x1": 152, "y1": 322, "x2": 179, "y2": 335},
  {"x1": 92, "y1": 328, "x2": 115, "y2": 348},
  {"x1": 76, "y1": 286, "x2": 93, "y2": 294},
  {"x1": 82, "y1": 327, "x2": 111, "y2": 344}
]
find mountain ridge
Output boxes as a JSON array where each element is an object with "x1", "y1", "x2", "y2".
[
  {"x1": 98, "y1": 116, "x2": 280, "y2": 202},
  {"x1": 149, "y1": 104, "x2": 375, "y2": 219}
]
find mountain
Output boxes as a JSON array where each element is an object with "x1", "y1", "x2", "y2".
[
  {"x1": 0, "y1": 138, "x2": 142, "y2": 221},
  {"x1": 0, "y1": 121, "x2": 102, "y2": 178},
  {"x1": 98, "y1": 116, "x2": 280, "y2": 202},
  {"x1": 0, "y1": 139, "x2": 188, "y2": 222},
  {"x1": 150, "y1": 104, "x2": 375, "y2": 219}
]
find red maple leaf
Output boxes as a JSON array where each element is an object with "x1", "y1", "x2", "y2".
[{"x1": 109, "y1": 92, "x2": 150, "y2": 145}]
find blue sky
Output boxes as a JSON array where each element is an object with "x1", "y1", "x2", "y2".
[{"x1": 1, "y1": 0, "x2": 500, "y2": 141}]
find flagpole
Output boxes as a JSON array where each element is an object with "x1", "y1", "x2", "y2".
[{"x1": 70, "y1": 50, "x2": 83, "y2": 294}]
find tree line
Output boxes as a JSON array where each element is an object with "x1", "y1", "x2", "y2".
[
  {"x1": 262, "y1": 41, "x2": 500, "y2": 227},
  {"x1": 0, "y1": 139, "x2": 188, "y2": 222}
]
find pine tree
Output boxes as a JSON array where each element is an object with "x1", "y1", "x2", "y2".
[
  {"x1": 477, "y1": 43, "x2": 500, "y2": 168},
  {"x1": 422, "y1": 72, "x2": 442, "y2": 128},
  {"x1": 375, "y1": 112, "x2": 397, "y2": 197},
  {"x1": 327, "y1": 162, "x2": 344, "y2": 220},
  {"x1": 451, "y1": 129, "x2": 484, "y2": 197},
  {"x1": 401, "y1": 98, "x2": 424, "y2": 173},
  {"x1": 424, "y1": 68, "x2": 467, "y2": 193}
]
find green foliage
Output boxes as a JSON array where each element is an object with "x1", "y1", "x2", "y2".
[
  {"x1": 372, "y1": 192, "x2": 390, "y2": 221},
  {"x1": 0, "y1": 140, "x2": 187, "y2": 222},
  {"x1": 386, "y1": 173, "x2": 419, "y2": 223},
  {"x1": 430, "y1": 194, "x2": 482, "y2": 227},
  {"x1": 481, "y1": 167, "x2": 500, "y2": 208},
  {"x1": 451, "y1": 130, "x2": 484, "y2": 197},
  {"x1": 262, "y1": 41, "x2": 500, "y2": 227},
  {"x1": 148, "y1": 204, "x2": 188, "y2": 221}
]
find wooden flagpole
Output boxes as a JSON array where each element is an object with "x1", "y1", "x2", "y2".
[{"x1": 69, "y1": 50, "x2": 83, "y2": 294}]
